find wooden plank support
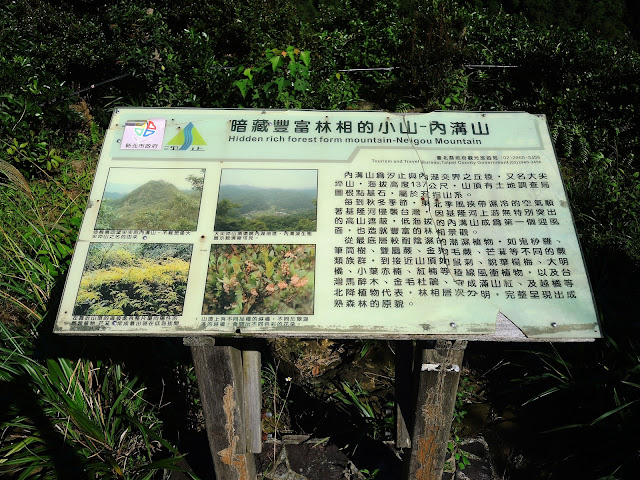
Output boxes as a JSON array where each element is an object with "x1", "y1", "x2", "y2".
[
  {"x1": 190, "y1": 340, "x2": 257, "y2": 480},
  {"x1": 395, "y1": 340, "x2": 415, "y2": 449},
  {"x1": 405, "y1": 340, "x2": 468, "y2": 480},
  {"x1": 242, "y1": 350, "x2": 262, "y2": 454}
]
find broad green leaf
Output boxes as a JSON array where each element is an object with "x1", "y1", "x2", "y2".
[
  {"x1": 300, "y1": 50, "x2": 311, "y2": 67},
  {"x1": 230, "y1": 255, "x2": 242, "y2": 274},
  {"x1": 265, "y1": 257, "x2": 275, "y2": 278},
  {"x1": 275, "y1": 77, "x2": 286, "y2": 93},
  {"x1": 270, "y1": 55, "x2": 281, "y2": 72},
  {"x1": 233, "y1": 79, "x2": 249, "y2": 98},
  {"x1": 294, "y1": 79, "x2": 307, "y2": 92},
  {"x1": 231, "y1": 288, "x2": 243, "y2": 314}
]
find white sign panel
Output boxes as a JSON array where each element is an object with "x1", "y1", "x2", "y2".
[{"x1": 55, "y1": 109, "x2": 601, "y2": 339}]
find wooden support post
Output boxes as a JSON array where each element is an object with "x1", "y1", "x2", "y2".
[
  {"x1": 242, "y1": 350, "x2": 262, "y2": 454},
  {"x1": 405, "y1": 340, "x2": 467, "y2": 480},
  {"x1": 189, "y1": 338, "x2": 257, "y2": 480},
  {"x1": 395, "y1": 340, "x2": 415, "y2": 449}
]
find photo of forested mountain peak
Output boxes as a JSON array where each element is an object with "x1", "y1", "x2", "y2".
[
  {"x1": 116, "y1": 180, "x2": 182, "y2": 206},
  {"x1": 96, "y1": 168, "x2": 204, "y2": 231},
  {"x1": 214, "y1": 169, "x2": 317, "y2": 232}
]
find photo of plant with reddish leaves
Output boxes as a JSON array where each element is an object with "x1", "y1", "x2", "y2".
[{"x1": 202, "y1": 244, "x2": 315, "y2": 315}]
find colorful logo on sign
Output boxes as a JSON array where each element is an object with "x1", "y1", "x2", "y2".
[
  {"x1": 121, "y1": 118, "x2": 166, "y2": 150},
  {"x1": 166, "y1": 122, "x2": 206, "y2": 150},
  {"x1": 134, "y1": 120, "x2": 158, "y2": 137}
]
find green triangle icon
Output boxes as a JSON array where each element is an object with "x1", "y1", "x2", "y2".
[
  {"x1": 167, "y1": 130, "x2": 185, "y2": 145},
  {"x1": 191, "y1": 127, "x2": 206, "y2": 145},
  {"x1": 167, "y1": 122, "x2": 207, "y2": 147}
]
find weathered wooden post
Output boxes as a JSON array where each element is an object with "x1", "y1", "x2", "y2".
[
  {"x1": 186, "y1": 337, "x2": 261, "y2": 480},
  {"x1": 405, "y1": 340, "x2": 467, "y2": 479},
  {"x1": 395, "y1": 340, "x2": 415, "y2": 450}
]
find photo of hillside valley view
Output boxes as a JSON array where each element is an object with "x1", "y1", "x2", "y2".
[
  {"x1": 214, "y1": 169, "x2": 317, "y2": 231},
  {"x1": 96, "y1": 168, "x2": 204, "y2": 231}
]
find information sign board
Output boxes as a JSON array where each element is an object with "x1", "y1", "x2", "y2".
[{"x1": 55, "y1": 109, "x2": 601, "y2": 339}]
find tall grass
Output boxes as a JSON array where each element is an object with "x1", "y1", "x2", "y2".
[
  {"x1": 0, "y1": 323, "x2": 191, "y2": 479},
  {"x1": 0, "y1": 158, "x2": 196, "y2": 478},
  {"x1": 505, "y1": 337, "x2": 640, "y2": 478},
  {"x1": 0, "y1": 159, "x2": 54, "y2": 326}
]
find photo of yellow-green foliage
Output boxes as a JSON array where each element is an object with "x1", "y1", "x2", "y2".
[
  {"x1": 73, "y1": 243, "x2": 192, "y2": 316},
  {"x1": 214, "y1": 169, "x2": 317, "y2": 232},
  {"x1": 202, "y1": 244, "x2": 315, "y2": 315},
  {"x1": 95, "y1": 168, "x2": 204, "y2": 231}
]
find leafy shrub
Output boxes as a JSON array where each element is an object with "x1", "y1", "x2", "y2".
[
  {"x1": 74, "y1": 244, "x2": 191, "y2": 316},
  {"x1": 0, "y1": 1, "x2": 99, "y2": 176},
  {"x1": 203, "y1": 244, "x2": 315, "y2": 315},
  {"x1": 311, "y1": 0, "x2": 404, "y2": 107},
  {"x1": 233, "y1": 46, "x2": 312, "y2": 109}
]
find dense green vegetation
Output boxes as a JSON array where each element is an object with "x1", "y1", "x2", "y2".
[
  {"x1": 460, "y1": 0, "x2": 640, "y2": 40},
  {"x1": 74, "y1": 243, "x2": 191, "y2": 316},
  {"x1": 1, "y1": 0, "x2": 639, "y2": 478},
  {"x1": 203, "y1": 244, "x2": 315, "y2": 315}
]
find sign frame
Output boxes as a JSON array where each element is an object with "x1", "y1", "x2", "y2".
[{"x1": 55, "y1": 108, "x2": 601, "y2": 341}]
